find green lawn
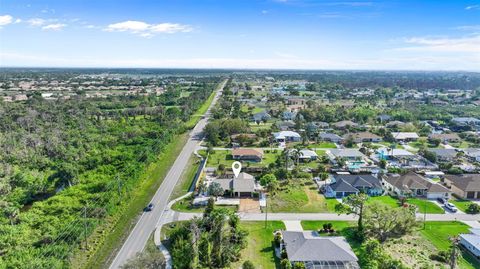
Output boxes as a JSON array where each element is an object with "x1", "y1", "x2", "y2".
[
  {"x1": 231, "y1": 221, "x2": 285, "y2": 269},
  {"x1": 308, "y1": 142, "x2": 337, "y2": 148},
  {"x1": 205, "y1": 149, "x2": 280, "y2": 168},
  {"x1": 249, "y1": 121, "x2": 273, "y2": 131},
  {"x1": 406, "y1": 198, "x2": 444, "y2": 214},
  {"x1": 366, "y1": 196, "x2": 444, "y2": 214},
  {"x1": 169, "y1": 154, "x2": 200, "y2": 200},
  {"x1": 450, "y1": 199, "x2": 473, "y2": 213},
  {"x1": 268, "y1": 180, "x2": 338, "y2": 213},
  {"x1": 171, "y1": 195, "x2": 238, "y2": 213},
  {"x1": 366, "y1": 195, "x2": 399, "y2": 207},
  {"x1": 420, "y1": 221, "x2": 480, "y2": 269},
  {"x1": 301, "y1": 221, "x2": 356, "y2": 232}
]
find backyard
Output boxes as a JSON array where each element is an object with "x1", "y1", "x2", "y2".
[{"x1": 204, "y1": 149, "x2": 280, "y2": 168}]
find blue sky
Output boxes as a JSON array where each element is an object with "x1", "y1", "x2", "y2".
[{"x1": 0, "y1": 0, "x2": 479, "y2": 70}]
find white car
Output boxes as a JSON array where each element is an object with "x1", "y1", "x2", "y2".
[{"x1": 444, "y1": 203, "x2": 458, "y2": 212}]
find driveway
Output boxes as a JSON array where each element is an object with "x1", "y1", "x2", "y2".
[
  {"x1": 283, "y1": 220, "x2": 303, "y2": 231},
  {"x1": 238, "y1": 198, "x2": 261, "y2": 213}
]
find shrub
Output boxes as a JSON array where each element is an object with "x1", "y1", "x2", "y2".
[
  {"x1": 242, "y1": 260, "x2": 256, "y2": 269},
  {"x1": 466, "y1": 203, "x2": 480, "y2": 214},
  {"x1": 429, "y1": 250, "x2": 449, "y2": 263},
  {"x1": 280, "y1": 259, "x2": 292, "y2": 269},
  {"x1": 274, "y1": 232, "x2": 283, "y2": 247}
]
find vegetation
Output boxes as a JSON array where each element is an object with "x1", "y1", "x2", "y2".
[{"x1": 0, "y1": 77, "x2": 218, "y2": 268}]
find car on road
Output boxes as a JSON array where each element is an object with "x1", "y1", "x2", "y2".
[
  {"x1": 437, "y1": 197, "x2": 447, "y2": 204},
  {"x1": 444, "y1": 202, "x2": 458, "y2": 212},
  {"x1": 144, "y1": 203, "x2": 154, "y2": 212}
]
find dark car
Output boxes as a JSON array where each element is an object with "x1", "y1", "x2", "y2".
[
  {"x1": 144, "y1": 203, "x2": 154, "y2": 212},
  {"x1": 437, "y1": 197, "x2": 447, "y2": 204}
]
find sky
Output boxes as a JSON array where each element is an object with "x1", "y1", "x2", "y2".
[{"x1": 0, "y1": 0, "x2": 479, "y2": 71}]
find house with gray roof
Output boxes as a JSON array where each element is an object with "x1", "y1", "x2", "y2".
[
  {"x1": 251, "y1": 111, "x2": 271, "y2": 122},
  {"x1": 463, "y1": 148, "x2": 480, "y2": 162},
  {"x1": 325, "y1": 174, "x2": 383, "y2": 198},
  {"x1": 211, "y1": 172, "x2": 257, "y2": 197},
  {"x1": 427, "y1": 148, "x2": 458, "y2": 162},
  {"x1": 459, "y1": 229, "x2": 480, "y2": 258},
  {"x1": 452, "y1": 117, "x2": 480, "y2": 126},
  {"x1": 319, "y1": 133, "x2": 344, "y2": 143},
  {"x1": 281, "y1": 231, "x2": 359, "y2": 269}
]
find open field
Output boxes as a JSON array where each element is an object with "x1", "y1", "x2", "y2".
[
  {"x1": 268, "y1": 180, "x2": 338, "y2": 213},
  {"x1": 366, "y1": 195, "x2": 444, "y2": 214},
  {"x1": 169, "y1": 154, "x2": 201, "y2": 200}
]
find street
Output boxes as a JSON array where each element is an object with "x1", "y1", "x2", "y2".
[{"x1": 108, "y1": 79, "x2": 226, "y2": 269}]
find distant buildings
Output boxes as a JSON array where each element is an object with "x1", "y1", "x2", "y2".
[
  {"x1": 383, "y1": 172, "x2": 451, "y2": 199},
  {"x1": 444, "y1": 174, "x2": 480, "y2": 199}
]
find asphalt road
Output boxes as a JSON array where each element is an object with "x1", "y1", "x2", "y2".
[{"x1": 108, "y1": 79, "x2": 226, "y2": 269}]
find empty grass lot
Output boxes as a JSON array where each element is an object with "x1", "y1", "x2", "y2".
[
  {"x1": 308, "y1": 142, "x2": 337, "y2": 148},
  {"x1": 204, "y1": 150, "x2": 280, "y2": 168},
  {"x1": 451, "y1": 199, "x2": 475, "y2": 213},
  {"x1": 169, "y1": 154, "x2": 201, "y2": 200},
  {"x1": 231, "y1": 221, "x2": 286, "y2": 269},
  {"x1": 301, "y1": 221, "x2": 356, "y2": 232},
  {"x1": 366, "y1": 195, "x2": 444, "y2": 214},
  {"x1": 421, "y1": 222, "x2": 480, "y2": 269},
  {"x1": 268, "y1": 180, "x2": 338, "y2": 213}
]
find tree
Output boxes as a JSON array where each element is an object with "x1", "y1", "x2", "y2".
[
  {"x1": 449, "y1": 237, "x2": 460, "y2": 269},
  {"x1": 208, "y1": 182, "x2": 224, "y2": 200},
  {"x1": 260, "y1": 173, "x2": 278, "y2": 195},
  {"x1": 335, "y1": 193, "x2": 369, "y2": 234},
  {"x1": 362, "y1": 201, "x2": 417, "y2": 242},
  {"x1": 242, "y1": 260, "x2": 255, "y2": 269},
  {"x1": 121, "y1": 244, "x2": 166, "y2": 269}
]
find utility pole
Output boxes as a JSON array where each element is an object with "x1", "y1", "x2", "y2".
[
  {"x1": 264, "y1": 192, "x2": 268, "y2": 229},
  {"x1": 423, "y1": 199, "x2": 427, "y2": 230},
  {"x1": 83, "y1": 206, "x2": 88, "y2": 251}
]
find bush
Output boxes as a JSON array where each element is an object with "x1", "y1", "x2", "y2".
[
  {"x1": 280, "y1": 259, "x2": 292, "y2": 269},
  {"x1": 466, "y1": 203, "x2": 480, "y2": 214},
  {"x1": 242, "y1": 260, "x2": 256, "y2": 269},
  {"x1": 293, "y1": 262, "x2": 306, "y2": 269},
  {"x1": 274, "y1": 232, "x2": 283, "y2": 247},
  {"x1": 429, "y1": 250, "x2": 449, "y2": 263}
]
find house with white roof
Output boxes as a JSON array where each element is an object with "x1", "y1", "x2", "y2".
[
  {"x1": 273, "y1": 131, "x2": 301, "y2": 143},
  {"x1": 391, "y1": 132, "x2": 419, "y2": 142}
]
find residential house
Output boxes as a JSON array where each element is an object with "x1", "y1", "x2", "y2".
[
  {"x1": 391, "y1": 132, "x2": 419, "y2": 142},
  {"x1": 298, "y1": 149, "x2": 318, "y2": 161},
  {"x1": 428, "y1": 133, "x2": 461, "y2": 143},
  {"x1": 459, "y1": 229, "x2": 480, "y2": 258},
  {"x1": 325, "y1": 174, "x2": 383, "y2": 198},
  {"x1": 346, "y1": 132, "x2": 382, "y2": 143},
  {"x1": 319, "y1": 133, "x2": 344, "y2": 143},
  {"x1": 231, "y1": 148, "x2": 264, "y2": 162},
  {"x1": 386, "y1": 120, "x2": 406, "y2": 128},
  {"x1": 377, "y1": 114, "x2": 392, "y2": 122},
  {"x1": 273, "y1": 131, "x2": 301, "y2": 143},
  {"x1": 444, "y1": 174, "x2": 480, "y2": 199},
  {"x1": 463, "y1": 148, "x2": 480, "y2": 162},
  {"x1": 327, "y1": 149, "x2": 366, "y2": 162},
  {"x1": 287, "y1": 98, "x2": 307, "y2": 106},
  {"x1": 281, "y1": 231, "x2": 360, "y2": 269},
  {"x1": 282, "y1": 111, "x2": 298, "y2": 121},
  {"x1": 376, "y1": 148, "x2": 438, "y2": 170},
  {"x1": 276, "y1": 121, "x2": 296, "y2": 131},
  {"x1": 383, "y1": 172, "x2": 451, "y2": 199},
  {"x1": 333, "y1": 120, "x2": 358, "y2": 129},
  {"x1": 211, "y1": 172, "x2": 257, "y2": 197},
  {"x1": 452, "y1": 117, "x2": 480, "y2": 126},
  {"x1": 427, "y1": 148, "x2": 458, "y2": 162},
  {"x1": 251, "y1": 111, "x2": 271, "y2": 122}
]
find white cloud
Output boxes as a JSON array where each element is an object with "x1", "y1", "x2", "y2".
[
  {"x1": 105, "y1": 20, "x2": 192, "y2": 37},
  {"x1": 42, "y1": 23, "x2": 66, "y2": 31},
  {"x1": 261, "y1": 10, "x2": 269, "y2": 14},
  {"x1": 465, "y1": 5, "x2": 480, "y2": 10},
  {"x1": 400, "y1": 35, "x2": 480, "y2": 53},
  {"x1": 28, "y1": 18, "x2": 46, "y2": 26},
  {"x1": 14, "y1": 18, "x2": 22, "y2": 24},
  {"x1": 0, "y1": 15, "x2": 13, "y2": 26}
]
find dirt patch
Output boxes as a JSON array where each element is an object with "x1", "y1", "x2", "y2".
[{"x1": 239, "y1": 198, "x2": 261, "y2": 213}]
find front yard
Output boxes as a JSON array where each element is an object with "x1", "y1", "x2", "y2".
[
  {"x1": 267, "y1": 180, "x2": 338, "y2": 213},
  {"x1": 366, "y1": 195, "x2": 444, "y2": 214}
]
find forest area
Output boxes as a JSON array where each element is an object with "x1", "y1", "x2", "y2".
[{"x1": 0, "y1": 76, "x2": 219, "y2": 268}]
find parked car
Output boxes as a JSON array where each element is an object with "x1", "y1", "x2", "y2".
[
  {"x1": 437, "y1": 197, "x2": 447, "y2": 204},
  {"x1": 144, "y1": 203, "x2": 154, "y2": 212},
  {"x1": 444, "y1": 203, "x2": 458, "y2": 212}
]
